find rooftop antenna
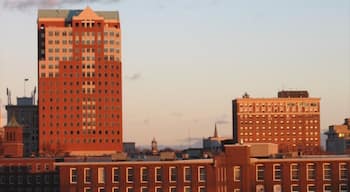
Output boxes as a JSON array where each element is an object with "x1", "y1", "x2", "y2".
[
  {"x1": 24, "y1": 78, "x2": 29, "y2": 97},
  {"x1": 6, "y1": 88, "x2": 11, "y2": 105}
]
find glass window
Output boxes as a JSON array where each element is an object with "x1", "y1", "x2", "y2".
[
  {"x1": 307, "y1": 163, "x2": 316, "y2": 181},
  {"x1": 98, "y1": 187, "x2": 105, "y2": 192},
  {"x1": 169, "y1": 187, "x2": 177, "y2": 192},
  {"x1": 339, "y1": 163, "x2": 348, "y2": 180},
  {"x1": 323, "y1": 163, "x2": 331, "y2": 181},
  {"x1": 127, "y1": 187, "x2": 134, "y2": 192},
  {"x1": 307, "y1": 184, "x2": 316, "y2": 192},
  {"x1": 184, "y1": 167, "x2": 192, "y2": 182},
  {"x1": 112, "y1": 167, "x2": 120, "y2": 183},
  {"x1": 290, "y1": 184, "x2": 300, "y2": 192},
  {"x1": 184, "y1": 186, "x2": 191, "y2": 192},
  {"x1": 84, "y1": 187, "x2": 92, "y2": 192},
  {"x1": 290, "y1": 163, "x2": 299, "y2": 181},
  {"x1": 256, "y1": 164, "x2": 264, "y2": 181},
  {"x1": 323, "y1": 184, "x2": 331, "y2": 192},
  {"x1": 112, "y1": 187, "x2": 119, "y2": 192},
  {"x1": 198, "y1": 187, "x2": 206, "y2": 192},
  {"x1": 169, "y1": 167, "x2": 177, "y2": 182},
  {"x1": 233, "y1": 166, "x2": 241, "y2": 181},
  {"x1": 84, "y1": 168, "x2": 91, "y2": 183},
  {"x1": 127, "y1": 167, "x2": 134, "y2": 183},
  {"x1": 141, "y1": 187, "x2": 148, "y2": 192},
  {"x1": 70, "y1": 168, "x2": 77, "y2": 183},
  {"x1": 155, "y1": 167, "x2": 162, "y2": 182},
  {"x1": 98, "y1": 167, "x2": 105, "y2": 183},
  {"x1": 141, "y1": 167, "x2": 149, "y2": 183},
  {"x1": 273, "y1": 184, "x2": 281, "y2": 192},
  {"x1": 340, "y1": 184, "x2": 348, "y2": 192},
  {"x1": 273, "y1": 164, "x2": 281, "y2": 181},
  {"x1": 198, "y1": 167, "x2": 206, "y2": 182}
]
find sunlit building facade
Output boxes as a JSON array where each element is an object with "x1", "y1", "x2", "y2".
[
  {"x1": 37, "y1": 7, "x2": 122, "y2": 156},
  {"x1": 232, "y1": 91, "x2": 321, "y2": 153}
]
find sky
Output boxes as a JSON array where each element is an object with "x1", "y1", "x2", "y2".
[{"x1": 0, "y1": 0, "x2": 349, "y2": 148}]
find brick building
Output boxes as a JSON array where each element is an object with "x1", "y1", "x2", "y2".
[
  {"x1": 37, "y1": 7, "x2": 122, "y2": 156},
  {"x1": 1, "y1": 144, "x2": 350, "y2": 192},
  {"x1": 5, "y1": 96, "x2": 38, "y2": 157},
  {"x1": 232, "y1": 91, "x2": 321, "y2": 153}
]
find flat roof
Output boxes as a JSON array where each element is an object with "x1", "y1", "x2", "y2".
[
  {"x1": 38, "y1": 9, "x2": 119, "y2": 21},
  {"x1": 55, "y1": 159, "x2": 213, "y2": 166}
]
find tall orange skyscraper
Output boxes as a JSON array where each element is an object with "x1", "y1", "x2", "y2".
[{"x1": 37, "y1": 7, "x2": 122, "y2": 156}]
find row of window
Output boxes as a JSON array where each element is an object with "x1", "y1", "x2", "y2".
[
  {"x1": 255, "y1": 184, "x2": 348, "y2": 192},
  {"x1": 83, "y1": 186, "x2": 205, "y2": 192},
  {"x1": 46, "y1": 30, "x2": 119, "y2": 37},
  {"x1": 256, "y1": 163, "x2": 348, "y2": 181},
  {"x1": 0, "y1": 163, "x2": 51, "y2": 173},
  {"x1": 70, "y1": 166, "x2": 206, "y2": 184},
  {"x1": 0, "y1": 174, "x2": 59, "y2": 185},
  {"x1": 41, "y1": 55, "x2": 119, "y2": 62}
]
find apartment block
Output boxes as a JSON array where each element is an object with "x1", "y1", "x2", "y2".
[{"x1": 232, "y1": 91, "x2": 321, "y2": 153}]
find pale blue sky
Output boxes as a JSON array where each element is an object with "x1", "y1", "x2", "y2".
[{"x1": 0, "y1": 0, "x2": 349, "y2": 147}]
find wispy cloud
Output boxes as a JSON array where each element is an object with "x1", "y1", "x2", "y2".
[
  {"x1": 126, "y1": 73, "x2": 142, "y2": 81},
  {"x1": 2, "y1": 0, "x2": 119, "y2": 10}
]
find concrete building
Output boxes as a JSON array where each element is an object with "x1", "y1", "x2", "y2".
[
  {"x1": 325, "y1": 118, "x2": 350, "y2": 154},
  {"x1": 37, "y1": 7, "x2": 122, "y2": 156},
  {"x1": 5, "y1": 95, "x2": 38, "y2": 157},
  {"x1": 232, "y1": 90, "x2": 321, "y2": 154}
]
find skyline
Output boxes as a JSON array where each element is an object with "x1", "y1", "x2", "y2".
[{"x1": 0, "y1": 0, "x2": 349, "y2": 147}]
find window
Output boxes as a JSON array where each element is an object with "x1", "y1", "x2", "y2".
[
  {"x1": 339, "y1": 163, "x2": 348, "y2": 180},
  {"x1": 307, "y1": 163, "x2": 316, "y2": 181},
  {"x1": 198, "y1": 166, "x2": 206, "y2": 182},
  {"x1": 127, "y1": 187, "x2": 134, "y2": 192},
  {"x1": 169, "y1": 167, "x2": 177, "y2": 182},
  {"x1": 155, "y1": 187, "x2": 163, "y2": 192},
  {"x1": 307, "y1": 184, "x2": 316, "y2": 192},
  {"x1": 141, "y1": 187, "x2": 148, "y2": 192},
  {"x1": 169, "y1": 187, "x2": 176, "y2": 192},
  {"x1": 112, "y1": 187, "x2": 119, "y2": 192},
  {"x1": 198, "y1": 186, "x2": 206, "y2": 192},
  {"x1": 290, "y1": 184, "x2": 300, "y2": 192},
  {"x1": 290, "y1": 163, "x2": 299, "y2": 181},
  {"x1": 155, "y1": 167, "x2": 162, "y2": 182},
  {"x1": 184, "y1": 166, "x2": 192, "y2": 182},
  {"x1": 323, "y1": 184, "x2": 331, "y2": 192},
  {"x1": 323, "y1": 163, "x2": 331, "y2": 181},
  {"x1": 256, "y1": 164, "x2": 264, "y2": 181},
  {"x1": 127, "y1": 167, "x2": 134, "y2": 183},
  {"x1": 141, "y1": 167, "x2": 149, "y2": 183},
  {"x1": 70, "y1": 168, "x2": 77, "y2": 183},
  {"x1": 184, "y1": 186, "x2": 191, "y2": 192},
  {"x1": 112, "y1": 167, "x2": 120, "y2": 183},
  {"x1": 84, "y1": 187, "x2": 92, "y2": 192},
  {"x1": 273, "y1": 184, "x2": 281, "y2": 192},
  {"x1": 233, "y1": 189, "x2": 240, "y2": 192},
  {"x1": 340, "y1": 184, "x2": 348, "y2": 192},
  {"x1": 84, "y1": 168, "x2": 91, "y2": 183},
  {"x1": 233, "y1": 166, "x2": 241, "y2": 181},
  {"x1": 98, "y1": 167, "x2": 105, "y2": 183},
  {"x1": 98, "y1": 187, "x2": 105, "y2": 192},
  {"x1": 273, "y1": 164, "x2": 281, "y2": 181}
]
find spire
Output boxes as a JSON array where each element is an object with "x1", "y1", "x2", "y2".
[{"x1": 214, "y1": 123, "x2": 218, "y2": 137}]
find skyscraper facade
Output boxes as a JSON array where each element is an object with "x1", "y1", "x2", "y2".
[
  {"x1": 232, "y1": 91, "x2": 321, "y2": 153},
  {"x1": 37, "y1": 7, "x2": 122, "y2": 156}
]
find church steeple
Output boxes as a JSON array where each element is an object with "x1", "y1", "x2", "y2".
[{"x1": 214, "y1": 124, "x2": 218, "y2": 138}]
